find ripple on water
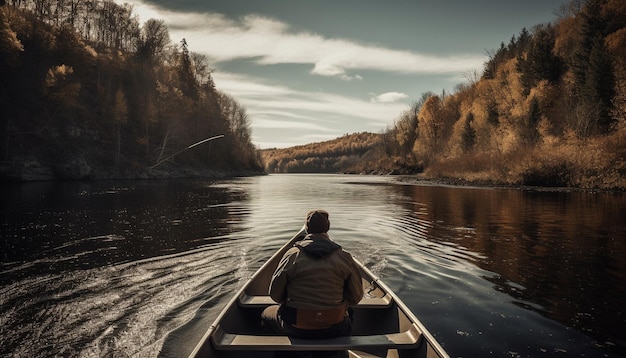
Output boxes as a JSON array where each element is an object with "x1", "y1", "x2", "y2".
[
  {"x1": 0, "y1": 237, "x2": 254, "y2": 357},
  {"x1": 2, "y1": 176, "x2": 623, "y2": 357}
]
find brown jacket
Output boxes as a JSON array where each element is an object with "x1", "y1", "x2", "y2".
[{"x1": 269, "y1": 233, "x2": 363, "y2": 310}]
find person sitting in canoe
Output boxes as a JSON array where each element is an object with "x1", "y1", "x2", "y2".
[{"x1": 262, "y1": 210, "x2": 364, "y2": 339}]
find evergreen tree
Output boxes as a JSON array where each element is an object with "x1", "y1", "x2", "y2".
[
  {"x1": 177, "y1": 38, "x2": 199, "y2": 100},
  {"x1": 522, "y1": 97, "x2": 541, "y2": 144},
  {"x1": 461, "y1": 112, "x2": 476, "y2": 152},
  {"x1": 517, "y1": 25, "x2": 563, "y2": 96},
  {"x1": 571, "y1": 0, "x2": 616, "y2": 134},
  {"x1": 483, "y1": 42, "x2": 505, "y2": 80},
  {"x1": 585, "y1": 36, "x2": 616, "y2": 132},
  {"x1": 486, "y1": 100, "x2": 499, "y2": 126}
]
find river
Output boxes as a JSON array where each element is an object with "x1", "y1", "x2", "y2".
[{"x1": 1, "y1": 174, "x2": 624, "y2": 357}]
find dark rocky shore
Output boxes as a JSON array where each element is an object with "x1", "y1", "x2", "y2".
[{"x1": 0, "y1": 155, "x2": 265, "y2": 182}]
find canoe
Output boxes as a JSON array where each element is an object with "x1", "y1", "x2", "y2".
[{"x1": 188, "y1": 226, "x2": 449, "y2": 358}]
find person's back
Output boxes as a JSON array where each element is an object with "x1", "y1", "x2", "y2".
[{"x1": 262, "y1": 210, "x2": 363, "y2": 339}]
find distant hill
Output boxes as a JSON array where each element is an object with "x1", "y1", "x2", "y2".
[{"x1": 260, "y1": 132, "x2": 419, "y2": 174}]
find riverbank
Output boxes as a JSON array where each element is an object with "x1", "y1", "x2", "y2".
[
  {"x1": 394, "y1": 173, "x2": 626, "y2": 194},
  {"x1": 0, "y1": 155, "x2": 265, "y2": 182}
]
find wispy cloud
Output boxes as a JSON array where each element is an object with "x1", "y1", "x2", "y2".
[
  {"x1": 253, "y1": 118, "x2": 333, "y2": 131},
  {"x1": 213, "y1": 72, "x2": 408, "y2": 147},
  {"x1": 120, "y1": 0, "x2": 484, "y2": 81},
  {"x1": 370, "y1": 92, "x2": 409, "y2": 103},
  {"x1": 214, "y1": 72, "x2": 408, "y2": 121}
]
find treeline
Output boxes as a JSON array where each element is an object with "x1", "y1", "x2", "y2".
[
  {"x1": 0, "y1": 1, "x2": 262, "y2": 180},
  {"x1": 261, "y1": 132, "x2": 394, "y2": 174},
  {"x1": 266, "y1": 0, "x2": 626, "y2": 190}
]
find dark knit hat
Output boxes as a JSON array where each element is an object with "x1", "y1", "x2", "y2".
[{"x1": 306, "y1": 210, "x2": 330, "y2": 233}]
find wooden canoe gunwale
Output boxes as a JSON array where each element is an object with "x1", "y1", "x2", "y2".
[{"x1": 188, "y1": 225, "x2": 449, "y2": 358}]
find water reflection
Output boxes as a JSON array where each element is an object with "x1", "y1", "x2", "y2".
[
  {"x1": 1, "y1": 180, "x2": 251, "y2": 284},
  {"x1": 392, "y1": 184, "x2": 626, "y2": 352}
]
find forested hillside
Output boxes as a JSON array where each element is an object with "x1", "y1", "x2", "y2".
[
  {"x1": 265, "y1": 0, "x2": 626, "y2": 190},
  {"x1": 0, "y1": 1, "x2": 262, "y2": 180},
  {"x1": 261, "y1": 132, "x2": 403, "y2": 174}
]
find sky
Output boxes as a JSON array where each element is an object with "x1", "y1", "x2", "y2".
[{"x1": 114, "y1": 0, "x2": 572, "y2": 149}]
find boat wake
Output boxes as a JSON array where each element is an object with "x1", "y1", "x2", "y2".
[{"x1": 0, "y1": 237, "x2": 251, "y2": 357}]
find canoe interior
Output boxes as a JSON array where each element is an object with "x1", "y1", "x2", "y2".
[{"x1": 189, "y1": 227, "x2": 449, "y2": 358}]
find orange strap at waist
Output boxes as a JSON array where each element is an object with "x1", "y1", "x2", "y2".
[{"x1": 293, "y1": 306, "x2": 346, "y2": 329}]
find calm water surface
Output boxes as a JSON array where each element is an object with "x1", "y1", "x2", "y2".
[{"x1": 1, "y1": 174, "x2": 624, "y2": 357}]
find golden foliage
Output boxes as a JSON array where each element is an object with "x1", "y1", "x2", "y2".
[
  {"x1": 259, "y1": 0, "x2": 625, "y2": 189},
  {"x1": 0, "y1": 7, "x2": 24, "y2": 67},
  {"x1": 260, "y1": 133, "x2": 392, "y2": 174},
  {"x1": 411, "y1": 1, "x2": 626, "y2": 189},
  {"x1": 553, "y1": 15, "x2": 580, "y2": 59}
]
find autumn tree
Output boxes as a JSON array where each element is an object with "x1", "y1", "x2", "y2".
[
  {"x1": 394, "y1": 110, "x2": 417, "y2": 158},
  {"x1": 0, "y1": 5, "x2": 22, "y2": 69},
  {"x1": 129, "y1": 18, "x2": 169, "y2": 158},
  {"x1": 191, "y1": 52, "x2": 215, "y2": 89},
  {"x1": 135, "y1": 19, "x2": 169, "y2": 65},
  {"x1": 414, "y1": 95, "x2": 444, "y2": 162},
  {"x1": 385, "y1": 92, "x2": 432, "y2": 163},
  {"x1": 217, "y1": 92, "x2": 258, "y2": 168}
]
